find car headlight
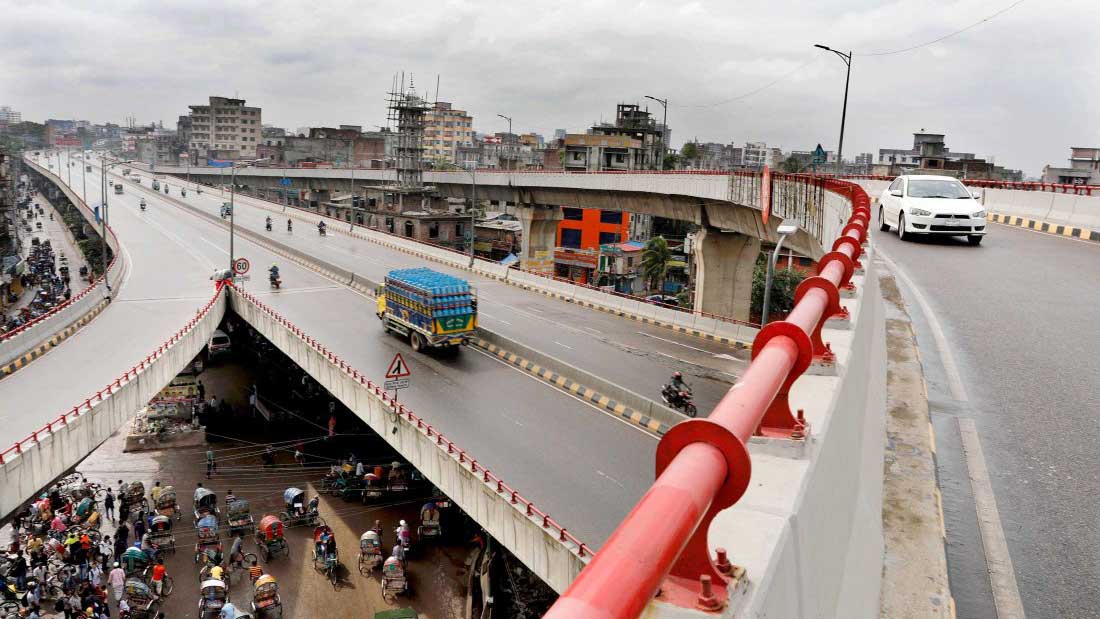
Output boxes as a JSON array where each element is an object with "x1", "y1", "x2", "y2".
[
  {"x1": 910, "y1": 208, "x2": 932, "y2": 217},
  {"x1": 972, "y1": 210, "x2": 986, "y2": 218}
]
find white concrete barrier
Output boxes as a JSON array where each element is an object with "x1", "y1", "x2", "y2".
[
  {"x1": 977, "y1": 187, "x2": 1100, "y2": 232},
  {"x1": 228, "y1": 287, "x2": 589, "y2": 593},
  {"x1": 2, "y1": 160, "x2": 128, "y2": 371},
  {"x1": 0, "y1": 288, "x2": 226, "y2": 520},
  {"x1": 644, "y1": 246, "x2": 887, "y2": 618}
]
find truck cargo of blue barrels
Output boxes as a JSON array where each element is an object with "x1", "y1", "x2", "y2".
[{"x1": 377, "y1": 268, "x2": 477, "y2": 352}]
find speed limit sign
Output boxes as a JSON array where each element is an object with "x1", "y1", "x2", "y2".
[{"x1": 233, "y1": 257, "x2": 251, "y2": 275}]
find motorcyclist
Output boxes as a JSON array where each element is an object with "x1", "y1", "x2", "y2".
[
  {"x1": 318, "y1": 221, "x2": 327, "y2": 236},
  {"x1": 268, "y1": 265, "x2": 280, "y2": 284},
  {"x1": 265, "y1": 216, "x2": 272, "y2": 231},
  {"x1": 287, "y1": 218, "x2": 293, "y2": 232},
  {"x1": 669, "y1": 372, "x2": 691, "y2": 395},
  {"x1": 139, "y1": 198, "x2": 146, "y2": 211}
]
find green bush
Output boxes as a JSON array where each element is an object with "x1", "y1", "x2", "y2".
[{"x1": 750, "y1": 253, "x2": 806, "y2": 321}]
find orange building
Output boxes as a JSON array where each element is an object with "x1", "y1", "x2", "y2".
[{"x1": 554, "y1": 208, "x2": 631, "y2": 283}]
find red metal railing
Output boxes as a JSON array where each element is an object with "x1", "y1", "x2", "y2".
[
  {"x1": 543, "y1": 178, "x2": 870, "y2": 618},
  {"x1": 840, "y1": 173, "x2": 1100, "y2": 196},
  {"x1": 0, "y1": 284, "x2": 225, "y2": 465},
  {"x1": 228, "y1": 284, "x2": 592, "y2": 559},
  {"x1": 2, "y1": 162, "x2": 121, "y2": 343}
]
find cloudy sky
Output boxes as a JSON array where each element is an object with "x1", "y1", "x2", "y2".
[{"x1": 2, "y1": 0, "x2": 1096, "y2": 176}]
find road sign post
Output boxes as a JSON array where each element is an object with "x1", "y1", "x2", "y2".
[
  {"x1": 233, "y1": 257, "x2": 251, "y2": 276},
  {"x1": 385, "y1": 353, "x2": 412, "y2": 403}
]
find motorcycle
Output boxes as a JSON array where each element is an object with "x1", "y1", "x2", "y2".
[
  {"x1": 265, "y1": 220, "x2": 272, "y2": 231},
  {"x1": 318, "y1": 226, "x2": 327, "y2": 237},
  {"x1": 287, "y1": 221, "x2": 293, "y2": 233},
  {"x1": 661, "y1": 384, "x2": 697, "y2": 417},
  {"x1": 269, "y1": 274, "x2": 282, "y2": 290}
]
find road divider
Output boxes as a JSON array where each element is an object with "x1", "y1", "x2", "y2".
[
  {"x1": 988, "y1": 212, "x2": 1100, "y2": 242},
  {"x1": 470, "y1": 330, "x2": 682, "y2": 437}
]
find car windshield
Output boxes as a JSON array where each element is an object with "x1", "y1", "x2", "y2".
[{"x1": 907, "y1": 179, "x2": 971, "y2": 199}]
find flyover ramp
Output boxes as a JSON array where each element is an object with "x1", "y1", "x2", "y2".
[
  {"x1": 12, "y1": 156, "x2": 657, "y2": 550},
  {"x1": 150, "y1": 173, "x2": 744, "y2": 416}
]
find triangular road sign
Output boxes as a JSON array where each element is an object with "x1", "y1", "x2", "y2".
[{"x1": 386, "y1": 353, "x2": 411, "y2": 379}]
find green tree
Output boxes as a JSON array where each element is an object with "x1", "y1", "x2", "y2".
[
  {"x1": 681, "y1": 142, "x2": 699, "y2": 162},
  {"x1": 662, "y1": 153, "x2": 681, "y2": 170},
  {"x1": 641, "y1": 236, "x2": 672, "y2": 294},
  {"x1": 780, "y1": 155, "x2": 804, "y2": 173},
  {"x1": 750, "y1": 253, "x2": 806, "y2": 321}
]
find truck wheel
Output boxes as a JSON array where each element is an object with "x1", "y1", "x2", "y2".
[{"x1": 410, "y1": 333, "x2": 424, "y2": 352}]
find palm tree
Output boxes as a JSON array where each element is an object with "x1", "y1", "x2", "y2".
[{"x1": 641, "y1": 236, "x2": 672, "y2": 294}]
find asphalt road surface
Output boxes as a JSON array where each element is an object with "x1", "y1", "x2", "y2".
[
  {"x1": 875, "y1": 221, "x2": 1100, "y2": 619},
  {"x1": 9, "y1": 154, "x2": 658, "y2": 548}
]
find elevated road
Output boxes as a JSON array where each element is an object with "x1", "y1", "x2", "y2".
[
  {"x1": 876, "y1": 217, "x2": 1100, "y2": 618},
  {"x1": 146, "y1": 167, "x2": 747, "y2": 415}
]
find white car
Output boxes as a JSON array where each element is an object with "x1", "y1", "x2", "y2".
[{"x1": 878, "y1": 175, "x2": 987, "y2": 245}]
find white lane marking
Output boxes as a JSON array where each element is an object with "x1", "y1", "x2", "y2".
[
  {"x1": 138, "y1": 207, "x2": 218, "y2": 270},
  {"x1": 496, "y1": 319, "x2": 512, "y2": 326},
  {"x1": 637, "y1": 331, "x2": 713, "y2": 354},
  {"x1": 554, "y1": 341, "x2": 574, "y2": 350},
  {"x1": 878, "y1": 250, "x2": 969, "y2": 402},
  {"x1": 525, "y1": 307, "x2": 543, "y2": 314},
  {"x1": 713, "y1": 353, "x2": 738, "y2": 361},
  {"x1": 198, "y1": 236, "x2": 229, "y2": 256},
  {"x1": 957, "y1": 418, "x2": 1026, "y2": 619},
  {"x1": 596, "y1": 469, "x2": 625, "y2": 489},
  {"x1": 583, "y1": 326, "x2": 602, "y2": 335}
]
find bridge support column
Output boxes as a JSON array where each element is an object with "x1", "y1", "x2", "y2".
[
  {"x1": 692, "y1": 226, "x2": 761, "y2": 321},
  {"x1": 517, "y1": 205, "x2": 563, "y2": 274}
]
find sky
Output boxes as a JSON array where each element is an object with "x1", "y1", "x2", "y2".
[{"x1": 1, "y1": 0, "x2": 1097, "y2": 177}]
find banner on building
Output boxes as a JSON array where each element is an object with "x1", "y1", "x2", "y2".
[{"x1": 207, "y1": 158, "x2": 233, "y2": 168}]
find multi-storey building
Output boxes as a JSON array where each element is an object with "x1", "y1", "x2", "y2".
[
  {"x1": 1042, "y1": 147, "x2": 1100, "y2": 185},
  {"x1": 187, "y1": 96, "x2": 262, "y2": 161},
  {"x1": 0, "y1": 106, "x2": 20, "y2": 124},
  {"x1": 742, "y1": 142, "x2": 769, "y2": 168},
  {"x1": 423, "y1": 102, "x2": 474, "y2": 164}
]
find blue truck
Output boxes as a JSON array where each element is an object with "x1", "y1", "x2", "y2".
[{"x1": 377, "y1": 268, "x2": 477, "y2": 352}]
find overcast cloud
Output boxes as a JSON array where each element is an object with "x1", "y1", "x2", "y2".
[{"x1": 2, "y1": 0, "x2": 1097, "y2": 176}]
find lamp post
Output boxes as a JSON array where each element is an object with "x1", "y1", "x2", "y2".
[
  {"x1": 97, "y1": 157, "x2": 133, "y2": 292},
  {"x1": 814, "y1": 44, "x2": 852, "y2": 176},
  {"x1": 760, "y1": 220, "x2": 798, "y2": 325},
  {"x1": 439, "y1": 161, "x2": 478, "y2": 267},
  {"x1": 644, "y1": 95, "x2": 669, "y2": 170},
  {"x1": 496, "y1": 114, "x2": 513, "y2": 170},
  {"x1": 228, "y1": 158, "x2": 269, "y2": 272}
]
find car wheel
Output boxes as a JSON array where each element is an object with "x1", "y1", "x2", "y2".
[
  {"x1": 898, "y1": 213, "x2": 909, "y2": 241},
  {"x1": 879, "y1": 207, "x2": 890, "y2": 232},
  {"x1": 967, "y1": 235, "x2": 983, "y2": 246}
]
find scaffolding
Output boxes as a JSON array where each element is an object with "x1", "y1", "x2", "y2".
[{"x1": 386, "y1": 76, "x2": 431, "y2": 190}]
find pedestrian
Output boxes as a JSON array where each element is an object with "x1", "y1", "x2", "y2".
[
  {"x1": 113, "y1": 523, "x2": 129, "y2": 559},
  {"x1": 150, "y1": 558, "x2": 166, "y2": 599},
  {"x1": 229, "y1": 534, "x2": 243, "y2": 569},
  {"x1": 262, "y1": 446, "x2": 275, "y2": 469},
  {"x1": 107, "y1": 562, "x2": 125, "y2": 606},
  {"x1": 132, "y1": 515, "x2": 145, "y2": 543},
  {"x1": 209, "y1": 395, "x2": 218, "y2": 412},
  {"x1": 206, "y1": 448, "x2": 216, "y2": 478},
  {"x1": 117, "y1": 598, "x2": 129, "y2": 617},
  {"x1": 89, "y1": 561, "x2": 103, "y2": 588},
  {"x1": 102, "y1": 489, "x2": 114, "y2": 523},
  {"x1": 391, "y1": 542, "x2": 405, "y2": 568},
  {"x1": 293, "y1": 445, "x2": 305, "y2": 467},
  {"x1": 248, "y1": 390, "x2": 257, "y2": 417},
  {"x1": 197, "y1": 380, "x2": 206, "y2": 402},
  {"x1": 328, "y1": 414, "x2": 336, "y2": 439},
  {"x1": 98, "y1": 535, "x2": 112, "y2": 567},
  {"x1": 9, "y1": 551, "x2": 27, "y2": 590},
  {"x1": 150, "y1": 481, "x2": 162, "y2": 504}
]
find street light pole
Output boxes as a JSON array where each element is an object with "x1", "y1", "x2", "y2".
[
  {"x1": 440, "y1": 162, "x2": 478, "y2": 267},
  {"x1": 496, "y1": 114, "x2": 512, "y2": 170},
  {"x1": 760, "y1": 221, "x2": 798, "y2": 325},
  {"x1": 814, "y1": 44, "x2": 853, "y2": 176},
  {"x1": 644, "y1": 95, "x2": 668, "y2": 170}
]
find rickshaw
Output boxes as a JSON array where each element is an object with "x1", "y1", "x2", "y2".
[
  {"x1": 194, "y1": 487, "x2": 219, "y2": 522},
  {"x1": 199, "y1": 579, "x2": 229, "y2": 619},
  {"x1": 251, "y1": 574, "x2": 282, "y2": 619},
  {"x1": 155, "y1": 485, "x2": 181, "y2": 521},
  {"x1": 381, "y1": 556, "x2": 408, "y2": 601},
  {"x1": 121, "y1": 546, "x2": 152, "y2": 577},
  {"x1": 124, "y1": 578, "x2": 160, "y2": 619},
  {"x1": 358, "y1": 530, "x2": 383, "y2": 574},
  {"x1": 227, "y1": 499, "x2": 255, "y2": 537},
  {"x1": 417, "y1": 502, "x2": 441, "y2": 541},
  {"x1": 70, "y1": 497, "x2": 99, "y2": 527},
  {"x1": 386, "y1": 462, "x2": 409, "y2": 494},
  {"x1": 148, "y1": 514, "x2": 176, "y2": 554},
  {"x1": 361, "y1": 473, "x2": 383, "y2": 504},
  {"x1": 311, "y1": 525, "x2": 340, "y2": 588},
  {"x1": 254, "y1": 515, "x2": 288, "y2": 562},
  {"x1": 121, "y1": 481, "x2": 147, "y2": 517},
  {"x1": 194, "y1": 514, "x2": 222, "y2": 563},
  {"x1": 278, "y1": 488, "x2": 319, "y2": 528}
]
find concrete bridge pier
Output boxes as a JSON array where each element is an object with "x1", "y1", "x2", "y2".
[
  {"x1": 692, "y1": 226, "x2": 761, "y2": 321},
  {"x1": 517, "y1": 205, "x2": 563, "y2": 274}
]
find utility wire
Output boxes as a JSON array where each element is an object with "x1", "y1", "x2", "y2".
[
  {"x1": 855, "y1": 0, "x2": 1028, "y2": 56},
  {"x1": 679, "y1": 57, "x2": 823, "y2": 110}
]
